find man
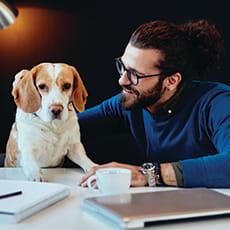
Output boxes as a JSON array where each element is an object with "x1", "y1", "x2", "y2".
[
  {"x1": 14, "y1": 19, "x2": 229, "y2": 188},
  {"x1": 78, "y1": 19, "x2": 230, "y2": 188}
]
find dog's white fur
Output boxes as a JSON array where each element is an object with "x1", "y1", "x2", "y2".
[{"x1": 5, "y1": 63, "x2": 97, "y2": 181}]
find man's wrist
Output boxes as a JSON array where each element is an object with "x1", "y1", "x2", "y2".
[{"x1": 160, "y1": 163, "x2": 177, "y2": 186}]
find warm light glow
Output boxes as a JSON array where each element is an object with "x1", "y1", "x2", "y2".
[{"x1": 0, "y1": 6, "x2": 88, "y2": 77}]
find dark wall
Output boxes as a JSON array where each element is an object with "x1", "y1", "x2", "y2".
[{"x1": 1, "y1": 2, "x2": 230, "y2": 164}]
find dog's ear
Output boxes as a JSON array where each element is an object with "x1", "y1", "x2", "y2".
[
  {"x1": 12, "y1": 69, "x2": 41, "y2": 113},
  {"x1": 70, "y1": 66, "x2": 88, "y2": 113}
]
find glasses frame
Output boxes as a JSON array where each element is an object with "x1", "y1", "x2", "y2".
[{"x1": 115, "y1": 57, "x2": 167, "y2": 85}]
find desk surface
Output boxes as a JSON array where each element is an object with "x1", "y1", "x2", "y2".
[{"x1": 0, "y1": 168, "x2": 230, "y2": 230}]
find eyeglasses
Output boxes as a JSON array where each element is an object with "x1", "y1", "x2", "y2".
[{"x1": 115, "y1": 57, "x2": 166, "y2": 85}]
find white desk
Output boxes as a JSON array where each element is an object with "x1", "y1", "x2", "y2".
[{"x1": 0, "y1": 168, "x2": 230, "y2": 230}]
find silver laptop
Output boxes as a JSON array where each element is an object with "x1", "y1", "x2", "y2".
[{"x1": 83, "y1": 188, "x2": 230, "y2": 229}]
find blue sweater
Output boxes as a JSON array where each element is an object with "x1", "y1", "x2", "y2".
[{"x1": 78, "y1": 80, "x2": 230, "y2": 188}]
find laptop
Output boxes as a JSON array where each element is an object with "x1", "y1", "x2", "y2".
[{"x1": 83, "y1": 188, "x2": 230, "y2": 229}]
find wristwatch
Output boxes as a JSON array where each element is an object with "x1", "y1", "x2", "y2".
[{"x1": 139, "y1": 162, "x2": 156, "y2": 187}]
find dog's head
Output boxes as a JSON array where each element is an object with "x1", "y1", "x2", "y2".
[{"x1": 12, "y1": 63, "x2": 88, "y2": 122}]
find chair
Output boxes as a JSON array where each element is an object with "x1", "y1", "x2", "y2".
[{"x1": 0, "y1": 153, "x2": 5, "y2": 167}]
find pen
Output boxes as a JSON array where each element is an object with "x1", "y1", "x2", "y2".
[{"x1": 0, "y1": 191, "x2": 23, "y2": 199}]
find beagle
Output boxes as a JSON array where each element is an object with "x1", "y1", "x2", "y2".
[{"x1": 4, "y1": 63, "x2": 97, "y2": 181}]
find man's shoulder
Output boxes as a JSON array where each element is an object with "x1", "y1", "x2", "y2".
[
  {"x1": 188, "y1": 80, "x2": 230, "y2": 109},
  {"x1": 185, "y1": 80, "x2": 230, "y2": 100},
  {"x1": 189, "y1": 80, "x2": 230, "y2": 92}
]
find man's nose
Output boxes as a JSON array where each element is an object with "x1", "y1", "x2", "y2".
[{"x1": 118, "y1": 71, "x2": 131, "y2": 86}]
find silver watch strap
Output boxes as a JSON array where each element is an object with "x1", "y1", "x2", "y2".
[
  {"x1": 139, "y1": 163, "x2": 156, "y2": 187},
  {"x1": 147, "y1": 171, "x2": 156, "y2": 187}
]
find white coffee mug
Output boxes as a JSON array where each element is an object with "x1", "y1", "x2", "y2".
[{"x1": 87, "y1": 168, "x2": 131, "y2": 195}]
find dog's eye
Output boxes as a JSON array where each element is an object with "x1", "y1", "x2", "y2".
[
  {"x1": 63, "y1": 83, "x2": 71, "y2": 90},
  {"x1": 38, "y1": 84, "x2": 47, "y2": 90}
]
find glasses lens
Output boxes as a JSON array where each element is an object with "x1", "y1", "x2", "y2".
[
  {"x1": 115, "y1": 59, "x2": 124, "y2": 75},
  {"x1": 115, "y1": 58, "x2": 138, "y2": 85},
  {"x1": 129, "y1": 70, "x2": 138, "y2": 85}
]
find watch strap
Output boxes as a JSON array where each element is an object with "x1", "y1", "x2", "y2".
[
  {"x1": 146, "y1": 169, "x2": 156, "y2": 187},
  {"x1": 153, "y1": 162, "x2": 166, "y2": 186},
  {"x1": 139, "y1": 163, "x2": 156, "y2": 187}
]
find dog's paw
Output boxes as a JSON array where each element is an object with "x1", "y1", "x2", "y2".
[
  {"x1": 24, "y1": 168, "x2": 45, "y2": 182},
  {"x1": 84, "y1": 163, "x2": 99, "y2": 173}
]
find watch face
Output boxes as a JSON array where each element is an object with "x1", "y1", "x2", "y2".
[{"x1": 143, "y1": 162, "x2": 154, "y2": 170}]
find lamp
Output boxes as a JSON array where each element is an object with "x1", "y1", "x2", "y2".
[{"x1": 0, "y1": 0, "x2": 18, "y2": 30}]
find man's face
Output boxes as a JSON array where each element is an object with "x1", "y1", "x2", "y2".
[{"x1": 118, "y1": 44, "x2": 165, "y2": 110}]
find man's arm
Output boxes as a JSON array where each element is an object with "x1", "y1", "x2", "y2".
[
  {"x1": 180, "y1": 90, "x2": 230, "y2": 188},
  {"x1": 78, "y1": 162, "x2": 178, "y2": 187},
  {"x1": 78, "y1": 94, "x2": 130, "y2": 143},
  {"x1": 78, "y1": 96, "x2": 179, "y2": 187}
]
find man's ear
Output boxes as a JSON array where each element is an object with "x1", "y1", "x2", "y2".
[
  {"x1": 164, "y1": 73, "x2": 182, "y2": 91},
  {"x1": 70, "y1": 66, "x2": 88, "y2": 113}
]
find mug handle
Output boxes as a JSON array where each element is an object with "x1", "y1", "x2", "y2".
[{"x1": 87, "y1": 175, "x2": 97, "y2": 190}]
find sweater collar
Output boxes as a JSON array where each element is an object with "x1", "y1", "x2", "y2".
[{"x1": 155, "y1": 82, "x2": 186, "y2": 116}]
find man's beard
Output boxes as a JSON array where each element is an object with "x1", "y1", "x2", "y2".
[{"x1": 119, "y1": 78, "x2": 163, "y2": 110}]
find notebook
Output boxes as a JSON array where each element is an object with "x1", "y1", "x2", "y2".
[
  {"x1": 83, "y1": 188, "x2": 230, "y2": 229},
  {"x1": 0, "y1": 179, "x2": 70, "y2": 224}
]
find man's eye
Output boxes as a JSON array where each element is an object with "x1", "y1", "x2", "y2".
[
  {"x1": 38, "y1": 84, "x2": 47, "y2": 90},
  {"x1": 63, "y1": 83, "x2": 71, "y2": 90}
]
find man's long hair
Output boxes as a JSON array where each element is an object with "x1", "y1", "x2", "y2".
[{"x1": 129, "y1": 19, "x2": 225, "y2": 80}]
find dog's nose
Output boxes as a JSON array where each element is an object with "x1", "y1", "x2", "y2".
[{"x1": 50, "y1": 104, "x2": 64, "y2": 119}]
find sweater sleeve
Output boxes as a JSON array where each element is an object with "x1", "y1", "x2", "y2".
[
  {"x1": 78, "y1": 94, "x2": 129, "y2": 143},
  {"x1": 181, "y1": 89, "x2": 230, "y2": 188}
]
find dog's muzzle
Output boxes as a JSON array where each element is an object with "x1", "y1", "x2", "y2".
[{"x1": 49, "y1": 104, "x2": 64, "y2": 120}]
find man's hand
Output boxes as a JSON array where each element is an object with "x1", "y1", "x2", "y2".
[
  {"x1": 78, "y1": 161, "x2": 148, "y2": 187},
  {"x1": 78, "y1": 161, "x2": 178, "y2": 187}
]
